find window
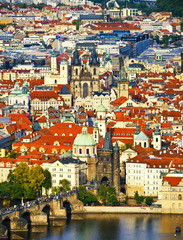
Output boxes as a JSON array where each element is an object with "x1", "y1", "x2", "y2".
[
  {"x1": 156, "y1": 138, "x2": 158, "y2": 142},
  {"x1": 52, "y1": 174, "x2": 56, "y2": 177},
  {"x1": 179, "y1": 194, "x2": 182, "y2": 200},
  {"x1": 60, "y1": 168, "x2": 63, "y2": 171},
  {"x1": 52, "y1": 168, "x2": 56, "y2": 171},
  {"x1": 86, "y1": 149, "x2": 89, "y2": 155},
  {"x1": 76, "y1": 68, "x2": 78, "y2": 75},
  {"x1": 144, "y1": 142, "x2": 146, "y2": 148},
  {"x1": 53, "y1": 180, "x2": 56, "y2": 183},
  {"x1": 55, "y1": 80, "x2": 57, "y2": 84},
  {"x1": 68, "y1": 175, "x2": 71, "y2": 178},
  {"x1": 59, "y1": 174, "x2": 63, "y2": 177},
  {"x1": 79, "y1": 149, "x2": 82, "y2": 154},
  {"x1": 93, "y1": 68, "x2": 96, "y2": 75},
  {"x1": 68, "y1": 169, "x2": 71, "y2": 172}
]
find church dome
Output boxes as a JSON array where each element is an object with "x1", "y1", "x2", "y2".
[
  {"x1": 73, "y1": 127, "x2": 96, "y2": 146},
  {"x1": 97, "y1": 104, "x2": 106, "y2": 112}
]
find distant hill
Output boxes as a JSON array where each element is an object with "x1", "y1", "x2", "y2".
[{"x1": 155, "y1": 0, "x2": 183, "y2": 17}]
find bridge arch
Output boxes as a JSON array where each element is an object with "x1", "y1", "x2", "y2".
[
  {"x1": 21, "y1": 211, "x2": 31, "y2": 230},
  {"x1": 63, "y1": 200, "x2": 71, "y2": 220},
  {"x1": 42, "y1": 204, "x2": 51, "y2": 224},
  {"x1": 2, "y1": 217, "x2": 11, "y2": 238}
]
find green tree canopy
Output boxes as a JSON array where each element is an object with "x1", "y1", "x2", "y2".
[
  {"x1": 134, "y1": 191, "x2": 144, "y2": 204},
  {"x1": 7, "y1": 150, "x2": 18, "y2": 159},
  {"x1": 59, "y1": 179, "x2": 71, "y2": 193},
  {"x1": 145, "y1": 197, "x2": 154, "y2": 206},
  {"x1": 42, "y1": 169, "x2": 52, "y2": 193},
  {"x1": 29, "y1": 165, "x2": 45, "y2": 196}
]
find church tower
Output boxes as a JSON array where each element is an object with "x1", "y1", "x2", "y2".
[
  {"x1": 93, "y1": 121, "x2": 99, "y2": 144},
  {"x1": 97, "y1": 132, "x2": 121, "y2": 193},
  {"x1": 153, "y1": 124, "x2": 161, "y2": 150},
  {"x1": 60, "y1": 57, "x2": 68, "y2": 84},
  {"x1": 51, "y1": 50, "x2": 57, "y2": 74},
  {"x1": 97, "y1": 104, "x2": 107, "y2": 138},
  {"x1": 113, "y1": 142, "x2": 120, "y2": 193},
  {"x1": 118, "y1": 59, "x2": 129, "y2": 98}
]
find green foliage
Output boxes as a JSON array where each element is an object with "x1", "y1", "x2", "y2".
[
  {"x1": 145, "y1": 197, "x2": 154, "y2": 206},
  {"x1": 78, "y1": 186, "x2": 86, "y2": 202},
  {"x1": 42, "y1": 169, "x2": 52, "y2": 194},
  {"x1": 125, "y1": 16, "x2": 133, "y2": 21},
  {"x1": 180, "y1": 21, "x2": 183, "y2": 31},
  {"x1": 125, "y1": 143, "x2": 132, "y2": 150},
  {"x1": 29, "y1": 165, "x2": 45, "y2": 196},
  {"x1": 124, "y1": 195, "x2": 129, "y2": 205},
  {"x1": 98, "y1": 184, "x2": 108, "y2": 205},
  {"x1": 156, "y1": 0, "x2": 183, "y2": 17},
  {"x1": 78, "y1": 186, "x2": 98, "y2": 205},
  {"x1": 7, "y1": 150, "x2": 18, "y2": 159},
  {"x1": 114, "y1": 18, "x2": 123, "y2": 22},
  {"x1": 18, "y1": 3, "x2": 45, "y2": 10},
  {"x1": 59, "y1": 179, "x2": 71, "y2": 193},
  {"x1": 151, "y1": 34, "x2": 181, "y2": 48},
  {"x1": 108, "y1": 2, "x2": 115, "y2": 9},
  {"x1": 0, "y1": 163, "x2": 46, "y2": 200},
  {"x1": 72, "y1": 20, "x2": 81, "y2": 30},
  {"x1": 134, "y1": 191, "x2": 144, "y2": 204},
  {"x1": 0, "y1": 182, "x2": 11, "y2": 198},
  {"x1": 85, "y1": 191, "x2": 98, "y2": 205},
  {"x1": 98, "y1": 184, "x2": 119, "y2": 206},
  {"x1": 51, "y1": 186, "x2": 60, "y2": 195}
]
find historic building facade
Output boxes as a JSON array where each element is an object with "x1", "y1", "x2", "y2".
[{"x1": 70, "y1": 48, "x2": 101, "y2": 99}]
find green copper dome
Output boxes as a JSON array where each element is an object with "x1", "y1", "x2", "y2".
[
  {"x1": 97, "y1": 104, "x2": 106, "y2": 112},
  {"x1": 73, "y1": 127, "x2": 96, "y2": 146}
]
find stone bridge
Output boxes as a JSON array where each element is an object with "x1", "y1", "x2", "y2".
[{"x1": 0, "y1": 194, "x2": 84, "y2": 238}]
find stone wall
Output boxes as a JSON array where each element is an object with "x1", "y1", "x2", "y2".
[{"x1": 83, "y1": 206, "x2": 162, "y2": 214}]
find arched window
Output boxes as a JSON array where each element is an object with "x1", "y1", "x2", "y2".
[
  {"x1": 86, "y1": 149, "x2": 89, "y2": 155},
  {"x1": 144, "y1": 142, "x2": 146, "y2": 148},
  {"x1": 83, "y1": 83, "x2": 88, "y2": 98},
  {"x1": 93, "y1": 68, "x2": 96, "y2": 75},
  {"x1": 79, "y1": 149, "x2": 82, "y2": 154}
]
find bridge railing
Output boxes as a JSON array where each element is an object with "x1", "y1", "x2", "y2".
[{"x1": 0, "y1": 190, "x2": 77, "y2": 218}]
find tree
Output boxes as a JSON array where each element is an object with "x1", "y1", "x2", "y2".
[
  {"x1": 124, "y1": 195, "x2": 129, "y2": 205},
  {"x1": 0, "y1": 181, "x2": 11, "y2": 198},
  {"x1": 145, "y1": 197, "x2": 154, "y2": 206},
  {"x1": 28, "y1": 165, "x2": 45, "y2": 197},
  {"x1": 125, "y1": 143, "x2": 132, "y2": 150},
  {"x1": 42, "y1": 169, "x2": 52, "y2": 195},
  {"x1": 72, "y1": 20, "x2": 81, "y2": 31},
  {"x1": 59, "y1": 179, "x2": 71, "y2": 193},
  {"x1": 125, "y1": 16, "x2": 133, "y2": 21},
  {"x1": 8, "y1": 182, "x2": 24, "y2": 199},
  {"x1": 85, "y1": 192, "x2": 98, "y2": 205},
  {"x1": 7, "y1": 150, "x2": 18, "y2": 159},
  {"x1": 51, "y1": 186, "x2": 60, "y2": 195},
  {"x1": 108, "y1": 2, "x2": 114, "y2": 9},
  {"x1": 78, "y1": 186, "x2": 86, "y2": 203},
  {"x1": 134, "y1": 191, "x2": 144, "y2": 205},
  {"x1": 12, "y1": 162, "x2": 30, "y2": 195},
  {"x1": 180, "y1": 21, "x2": 183, "y2": 31},
  {"x1": 98, "y1": 184, "x2": 108, "y2": 205},
  {"x1": 106, "y1": 186, "x2": 119, "y2": 206}
]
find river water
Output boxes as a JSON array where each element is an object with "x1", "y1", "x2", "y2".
[{"x1": 13, "y1": 214, "x2": 183, "y2": 240}]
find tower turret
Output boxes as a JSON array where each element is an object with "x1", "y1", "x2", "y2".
[
  {"x1": 153, "y1": 124, "x2": 161, "y2": 150},
  {"x1": 118, "y1": 59, "x2": 129, "y2": 98},
  {"x1": 113, "y1": 141, "x2": 120, "y2": 193}
]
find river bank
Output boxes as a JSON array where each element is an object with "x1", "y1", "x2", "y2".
[{"x1": 82, "y1": 206, "x2": 162, "y2": 214}]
